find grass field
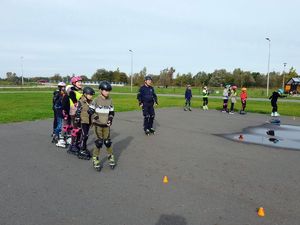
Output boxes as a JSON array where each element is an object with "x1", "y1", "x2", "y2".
[
  {"x1": 1, "y1": 85, "x2": 300, "y2": 99},
  {"x1": 0, "y1": 91, "x2": 299, "y2": 124}
]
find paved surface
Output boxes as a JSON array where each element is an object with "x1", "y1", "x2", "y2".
[{"x1": 1, "y1": 109, "x2": 300, "y2": 225}]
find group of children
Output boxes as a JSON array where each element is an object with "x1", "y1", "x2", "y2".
[
  {"x1": 221, "y1": 85, "x2": 248, "y2": 114},
  {"x1": 184, "y1": 84, "x2": 248, "y2": 114},
  {"x1": 184, "y1": 84, "x2": 286, "y2": 117},
  {"x1": 52, "y1": 76, "x2": 116, "y2": 171},
  {"x1": 52, "y1": 76, "x2": 286, "y2": 172},
  {"x1": 52, "y1": 75, "x2": 160, "y2": 171}
]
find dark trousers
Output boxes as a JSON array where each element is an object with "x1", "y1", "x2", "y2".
[
  {"x1": 80, "y1": 123, "x2": 90, "y2": 150},
  {"x1": 142, "y1": 104, "x2": 155, "y2": 131},
  {"x1": 241, "y1": 100, "x2": 246, "y2": 111},
  {"x1": 53, "y1": 110, "x2": 57, "y2": 133},
  {"x1": 223, "y1": 99, "x2": 228, "y2": 111},
  {"x1": 203, "y1": 97, "x2": 208, "y2": 106},
  {"x1": 271, "y1": 101, "x2": 277, "y2": 113},
  {"x1": 230, "y1": 102, "x2": 235, "y2": 112},
  {"x1": 185, "y1": 99, "x2": 191, "y2": 107}
]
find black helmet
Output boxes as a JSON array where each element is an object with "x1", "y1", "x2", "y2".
[
  {"x1": 99, "y1": 81, "x2": 112, "y2": 91},
  {"x1": 83, "y1": 86, "x2": 95, "y2": 95},
  {"x1": 144, "y1": 75, "x2": 152, "y2": 81}
]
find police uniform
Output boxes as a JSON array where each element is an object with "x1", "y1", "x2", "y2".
[{"x1": 137, "y1": 84, "x2": 158, "y2": 131}]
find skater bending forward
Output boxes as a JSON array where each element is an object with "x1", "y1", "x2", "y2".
[
  {"x1": 88, "y1": 81, "x2": 115, "y2": 171},
  {"x1": 269, "y1": 89, "x2": 286, "y2": 117},
  {"x1": 137, "y1": 75, "x2": 158, "y2": 135}
]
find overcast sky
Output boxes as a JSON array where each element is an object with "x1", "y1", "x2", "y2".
[{"x1": 0, "y1": 0, "x2": 299, "y2": 78}]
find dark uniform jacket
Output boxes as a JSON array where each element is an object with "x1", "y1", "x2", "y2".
[{"x1": 137, "y1": 85, "x2": 158, "y2": 105}]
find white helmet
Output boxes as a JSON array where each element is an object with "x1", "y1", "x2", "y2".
[{"x1": 58, "y1": 82, "x2": 66, "y2": 87}]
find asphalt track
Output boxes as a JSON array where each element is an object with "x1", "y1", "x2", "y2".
[{"x1": 1, "y1": 108, "x2": 300, "y2": 225}]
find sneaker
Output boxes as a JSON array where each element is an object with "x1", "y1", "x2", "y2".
[
  {"x1": 271, "y1": 112, "x2": 275, "y2": 117},
  {"x1": 188, "y1": 107, "x2": 192, "y2": 111},
  {"x1": 56, "y1": 139, "x2": 66, "y2": 148},
  {"x1": 274, "y1": 112, "x2": 280, "y2": 117},
  {"x1": 150, "y1": 128, "x2": 155, "y2": 133},
  {"x1": 229, "y1": 111, "x2": 234, "y2": 115}
]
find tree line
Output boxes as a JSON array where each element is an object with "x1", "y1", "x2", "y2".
[{"x1": 2, "y1": 66, "x2": 298, "y2": 88}]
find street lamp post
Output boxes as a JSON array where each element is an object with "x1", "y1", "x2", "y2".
[
  {"x1": 21, "y1": 56, "x2": 24, "y2": 85},
  {"x1": 282, "y1": 62, "x2": 287, "y2": 91},
  {"x1": 265, "y1": 38, "x2": 271, "y2": 96},
  {"x1": 129, "y1": 50, "x2": 133, "y2": 92}
]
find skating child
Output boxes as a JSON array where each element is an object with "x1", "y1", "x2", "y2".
[
  {"x1": 67, "y1": 76, "x2": 83, "y2": 155},
  {"x1": 184, "y1": 84, "x2": 192, "y2": 111},
  {"x1": 137, "y1": 75, "x2": 158, "y2": 135},
  {"x1": 222, "y1": 85, "x2": 230, "y2": 112},
  {"x1": 88, "y1": 81, "x2": 115, "y2": 171},
  {"x1": 52, "y1": 82, "x2": 66, "y2": 143},
  {"x1": 202, "y1": 86, "x2": 209, "y2": 110},
  {"x1": 269, "y1": 89, "x2": 286, "y2": 117},
  {"x1": 240, "y1": 87, "x2": 247, "y2": 114},
  {"x1": 229, "y1": 85, "x2": 237, "y2": 114},
  {"x1": 75, "y1": 86, "x2": 95, "y2": 160}
]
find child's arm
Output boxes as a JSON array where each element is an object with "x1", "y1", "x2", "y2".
[{"x1": 107, "y1": 101, "x2": 115, "y2": 126}]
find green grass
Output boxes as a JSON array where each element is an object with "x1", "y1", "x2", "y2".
[
  {"x1": 0, "y1": 92, "x2": 299, "y2": 123},
  {"x1": 1, "y1": 85, "x2": 299, "y2": 100}
]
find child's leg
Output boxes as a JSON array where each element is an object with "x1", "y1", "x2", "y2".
[
  {"x1": 230, "y1": 102, "x2": 234, "y2": 112},
  {"x1": 80, "y1": 123, "x2": 90, "y2": 150}
]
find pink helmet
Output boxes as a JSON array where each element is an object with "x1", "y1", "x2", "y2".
[
  {"x1": 231, "y1": 85, "x2": 237, "y2": 90},
  {"x1": 71, "y1": 76, "x2": 82, "y2": 84}
]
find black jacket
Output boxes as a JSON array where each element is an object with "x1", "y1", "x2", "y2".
[{"x1": 137, "y1": 85, "x2": 158, "y2": 105}]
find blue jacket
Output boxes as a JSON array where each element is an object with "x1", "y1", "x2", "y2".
[
  {"x1": 185, "y1": 89, "x2": 192, "y2": 100},
  {"x1": 137, "y1": 85, "x2": 158, "y2": 105}
]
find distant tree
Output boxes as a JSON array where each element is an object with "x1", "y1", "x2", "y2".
[
  {"x1": 193, "y1": 71, "x2": 209, "y2": 87},
  {"x1": 81, "y1": 75, "x2": 89, "y2": 81},
  {"x1": 91, "y1": 69, "x2": 111, "y2": 82},
  {"x1": 208, "y1": 69, "x2": 232, "y2": 87},
  {"x1": 284, "y1": 67, "x2": 298, "y2": 82},
  {"x1": 50, "y1": 74, "x2": 63, "y2": 83},
  {"x1": 6, "y1": 72, "x2": 21, "y2": 84},
  {"x1": 159, "y1": 67, "x2": 175, "y2": 88}
]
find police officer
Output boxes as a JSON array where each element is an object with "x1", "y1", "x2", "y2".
[{"x1": 137, "y1": 75, "x2": 158, "y2": 135}]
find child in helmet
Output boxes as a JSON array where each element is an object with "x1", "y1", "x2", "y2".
[
  {"x1": 269, "y1": 89, "x2": 286, "y2": 116},
  {"x1": 202, "y1": 86, "x2": 209, "y2": 110},
  {"x1": 240, "y1": 87, "x2": 247, "y2": 114},
  {"x1": 88, "y1": 81, "x2": 115, "y2": 171},
  {"x1": 229, "y1": 85, "x2": 237, "y2": 114},
  {"x1": 222, "y1": 85, "x2": 230, "y2": 112},
  {"x1": 184, "y1": 84, "x2": 192, "y2": 111},
  {"x1": 67, "y1": 76, "x2": 83, "y2": 155},
  {"x1": 137, "y1": 75, "x2": 158, "y2": 135},
  {"x1": 52, "y1": 82, "x2": 66, "y2": 143},
  {"x1": 75, "y1": 86, "x2": 95, "y2": 160}
]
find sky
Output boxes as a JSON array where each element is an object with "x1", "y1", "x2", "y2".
[{"x1": 0, "y1": 0, "x2": 299, "y2": 78}]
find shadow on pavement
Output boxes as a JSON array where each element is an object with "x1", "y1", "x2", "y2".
[{"x1": 155, "y1": 214, "x2": 188, "y2": 225}]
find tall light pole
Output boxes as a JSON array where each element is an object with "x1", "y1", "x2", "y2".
[
  {"x1": 20, "y1": 56, "x2": 24, "y2": 85},
  {"x1": 265, "y1": 38, "x2": 271, "y2": 96},
  {"x1": 129, "y1": 49, "x2": 133, "y2": 92},
  {"x1": 282, "y1": 62, "x2": 287, "y2": 90}
]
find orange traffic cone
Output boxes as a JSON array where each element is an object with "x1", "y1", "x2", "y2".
[
  {"x1": 163, "y1": 176, "x2": 169, "y2": 184},
  {"x1": 257, "y1": 207, "x2": 265, "y2": 217}
]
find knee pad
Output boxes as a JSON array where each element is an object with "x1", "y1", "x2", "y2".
[
  {"x1": 104, "y1": 139, "x2": 112, "y2": 148},
  {"x1": 95, "y1": 139, "x2": 103, "y2": 148},
  {"x1": 71, "y1": 128, "x2": 81, "y2": 137}
]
